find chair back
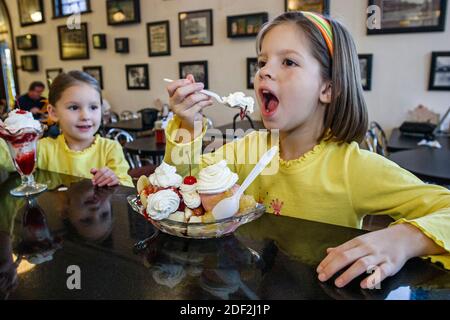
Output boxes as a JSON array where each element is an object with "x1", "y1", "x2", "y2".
[
  {"x1": 363, "y1": 121, "x2": 389, "y2": 156},
  {"x1": 138, "y1": 108, "x2": 159, "y2": 129}
]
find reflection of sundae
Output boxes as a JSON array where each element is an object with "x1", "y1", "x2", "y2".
[
  {"x1": 16, "y1": 198, "x2": 62, "y2": 265},
  {"x1": 136, "y1": 161, "x2": 257, "y2": 224},
  {"x1": 0, "y1": 109, "x2": 47, "y2": 196}
]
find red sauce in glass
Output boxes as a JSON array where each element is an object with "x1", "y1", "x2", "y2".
[{"x1": 15, "y1": 151, "x2": 36, "y2": 175}]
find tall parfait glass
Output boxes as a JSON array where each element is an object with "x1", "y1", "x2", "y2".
[{"x1": 0, "y1": 124, "x2": 47, "y2": 196}]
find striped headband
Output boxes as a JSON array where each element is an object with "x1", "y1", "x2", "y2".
[{"x1": 301, "y1": 11, "x2": 334, "y2": 57}]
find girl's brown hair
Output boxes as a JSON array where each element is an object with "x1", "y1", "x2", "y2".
[
  {"x1": 49, "y1": 70, "x2": 102, "y2": 106},
  {"x1": 256, "y1": 11, "x2": 368, "y2": 143}
]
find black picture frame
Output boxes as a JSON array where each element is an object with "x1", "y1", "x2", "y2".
[
  {"x1": 18, "y1": 0, "x2": 45, "y2": 27},
  {"x1": 147, "y1": 20, "x2": 171, "y2": 57},
  {"x1": 52, "y1": 0, "x2": 91, "y2": 18},
  {"x1": 126, "y1": 64, "x2": 149, "y2": 90},
  {"x1": 179, "y1": 61, "x2": 209, "y2": 89},
  {"x1": 16, "y1": 34, "x2": 38, "y2": 50},
  {"x1": 46, "y1": 68, "x2": 63, "y2": 88},
  {"x1": 358, "y1": 54, "x2": 373, "y2": 91},
  {"x1": 179, "y1": 9, "x2": 213, "y2": 47},
  {"x1": 227, "y1": 12, "x2": 268, "y2": 38},
  {"x1": 21, "y1": 55, "x2": 39, "y2": 72},
  {"x1": 83, "y1": 66, "x2": 104, "y2": 90},
  {"x1": 429, "y1": 51, "x2": 450, "y2": 91},
  {"x1": 58, "y1": 23, "x2": 89, "y2": 60},
  {"x1": 285, "y1": 0, "x2": 330, "y2": 14},
  {"x1": 107, "y1": 0, "x2": 141, "y2": 26},
  {"x1": 247, "y1": 58, "x2": 258, "y2": 89},
  {"x1": 115, "y1": 38, "x2": 129, "y2": 53},
  {"x1": 367, "y1": 0, "x2": 447, "y2": 35},
  {"x1": 93, "y1": 34, "x2": 107, "y2": 49}
]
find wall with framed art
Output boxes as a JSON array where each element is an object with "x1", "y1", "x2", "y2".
[
  {"x1": 179, "y1": 61, "x2": 209, "y2": 89},
  {"x1": 8, "y1": 0, "x2": 450, "y2": 130},
  {"x1": 16, "y1": 34, "x2": 38, "y2": 50},
  {"x1": 21, "y1": 55, "x2": 39, "y2": 72},
  {"x1": 83, "y1": 66, "x2": 104, "y2": 89}
]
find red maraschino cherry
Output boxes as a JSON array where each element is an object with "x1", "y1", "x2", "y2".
[
  {"x1": 16, "y1": 109, "x2": 27, "y2": 114},
  {"x1": 183, "y1": 176, "x2": 197, "y2": 185}
]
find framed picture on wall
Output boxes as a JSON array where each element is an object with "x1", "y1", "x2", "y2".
[
  {"x1": 92, "y1": 34, "x2": 107, "y2": 49},
  {"x1": 147, "y1": 20, "x2": 171, "y2": 56},
  {"x1": 46, "y1": 68, "x2": 63, "y2": 88},
  {"x1": 16, "y1": 34, "x2": 38, "y2": 50},
  {"x1": 115, "y1": 38, "x2": 129, "y2": 53},
  {"x1": 358, "y1": 54, "x2": 373, "y2": 91},
  {"x1": 179, "y1": 9, "x2": 213, "y2": 47},
  {"x1": 18, "y1": 0, "x2": 45, "y2": 27},
  {"x1": 83, "y1": 66, "x2": 104, "y2": 90},
  {"x1": 21, "y1": 55, "x2": 39, "y2": 72},
  {"x1": 429, "y1": 51, "x2": 450, "y2": 91},
  {"x1": 107, "y1": 0, "x2": 141, "y2": 25},
  {"x1": 126, "y1": 64, "x2": 149, "y2": 90},
  {"x1": 227, "y1": 12, "x2": 268, "y2": 38},
  {"x1": 58, "y1": 23, "x2": 89, "y2": 60},
  {"x1": 247, "y1": 58, "x2": 258, "y2": 89},
  {"x1": 179, "y1": 61, "x2": 209, "y2": 89},
  {"x1": 367, "y1": 0, "x2": 447, "y2": 34},
  {"x1": 53, "y1": 0, "x2": 91, "y2": 18},
  {"x1": 285, "y1": 0, "x2": 330, "y2": 14}
]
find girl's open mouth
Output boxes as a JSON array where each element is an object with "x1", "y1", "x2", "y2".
[{"x1": 260, "y1": 89, "x2": 279, "y2": 117}]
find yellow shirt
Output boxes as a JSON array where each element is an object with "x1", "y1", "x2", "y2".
[
  {"x1": 0, "y1": 135, "x2": 133, "y2": 187},
  {"x1": 164, "y1": 115, "x2": 450, "y2": 268}
]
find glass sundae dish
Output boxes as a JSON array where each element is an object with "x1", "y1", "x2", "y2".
[{"x1": 0, "y1": 110, "x2": 47, "y2": 196}]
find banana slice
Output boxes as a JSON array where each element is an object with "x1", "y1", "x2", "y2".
[
  {"x1": 137, "y1": 175, "x2": 150, "y2": 194},
  {"x1": 140, "y1": 190, "x2": 148, "y2": 209}
]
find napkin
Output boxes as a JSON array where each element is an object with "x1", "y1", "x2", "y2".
[{"x1": 418, "y1": 139, "x2": 442, "y2": 149}]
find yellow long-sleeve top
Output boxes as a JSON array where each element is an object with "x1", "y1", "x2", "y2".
[
  {"x1": 164, "y1": 115, "x2": 450, "y2": 268},
  {"x1": 0, "y1": 134, "x2": 133, "y2": 187}
]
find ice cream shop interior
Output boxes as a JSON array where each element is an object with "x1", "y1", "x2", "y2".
[{"x1": 1, "y1": 0, "x2": 450, "y2": 301}]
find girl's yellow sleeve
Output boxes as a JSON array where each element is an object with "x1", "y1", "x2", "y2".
[
  {"x1": 0, "y1": 138, "x2": 15, "y2": 172},
  {"x1": 163, "y1": 115, "x2": 242, "y2": 177},
  {"x1": 347, "y1": 146, "x2": 450, "y2": 269},
  {"x1": 105, "y1": 140, "x2": 133, "y2": 187}
]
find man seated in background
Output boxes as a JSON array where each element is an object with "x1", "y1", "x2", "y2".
[{"x1": 15, "y1": 81, "x2": 46, "y2": 120}]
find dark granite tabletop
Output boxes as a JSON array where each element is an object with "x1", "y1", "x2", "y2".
[{"x1": 1, "y1": 169, "x2": 449, "y2": 300}]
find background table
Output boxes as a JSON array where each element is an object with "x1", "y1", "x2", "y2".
[
  {"x1": 104, "y1": 119, "x2": 144, "y2": 132},
  {"x1": 388, "y1": 128, "x2": 450, "y2": 152},
  {"x1": 1, "y1": 170, "x2": 449, "y2": 300}
]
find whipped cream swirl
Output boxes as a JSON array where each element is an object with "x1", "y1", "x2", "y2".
[
  {"x1": 149, "y1": 162, "x2": 182, "y2": 188},
  {"x1": 3, "y1": 109, "x2": 41, "y2": 132},
  {"x1": 146, "y1": 189, "x2": 180, "y2": 220},
  {"x1": 197, "y1": 160, "x2": 238, "y2": 194},
  {"x1": 180, "y1": 183, "x2": 201, "y2": 209},
  {"x1": 222, "y1": 92, "x2": 254, "y2": 114}
]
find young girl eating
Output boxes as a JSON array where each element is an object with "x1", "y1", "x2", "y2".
[
  {"x1": 0, "y1": 71, "x2": 133, "y2": 187},
  {"x1": 164, "y1": 11, "x2": 450, "y2": 289}
]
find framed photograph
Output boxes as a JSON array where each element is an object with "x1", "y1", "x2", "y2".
[
  {"x1": 83, "y1": 66, "x2": 104, "y2": 90},
  {"x1": 58, "y1": 23, "x2": 89, "y2": 60},
  {"x1": 179, "y1": 61, "x2": 209, "y2": 89},
  {"x1": 16, "y1": 34, "x2": 38, "y2": 50},
  {"x1": 429, "y1": 52, "x2": 450, "y2": 91},
  {"x1": 93, "y1": 34, "x2": 107, "y2": 49},
  {"x1": 285, "y1": 0, "x2": 330, "y2": 14},
  {"x1": 358, "y1": 54, "x2": 373, "y2": 91},
  {"x1": 179, "y1": 9, "x2": 213, "y2": 47},
  {"x1": 247, "y1": 58, "x2": 258, "y2": 89},
  {"x1": 115, "y1": 38, "x2": 129, "y2": 53},
  {"x1": 147, "y1": 20, "x2": 171, "y2": 57},
  {"x1": 53, "y1": 0, "x2": 91, "y2": 18},
  {"x1": 367, "y1": 0, "x2": 447, "y2": 34},
  {"x1": 227, "y1": 12, "x2": 268, "y2": 38},
  {"x1": 107, "y1": 0, "x2": 141, "y2": 26},
  {"x1": 18, "y1": 0, "x2": 45, "y2": 27},
  {"x1": 46, "y1": 68, "x2": 63, "y2": 88},
  {"x1": 126, "y1": 64, "x2": 149, "y2": 90},
  {"x1": 21, "y1": 55, "x2": 39, "y2": 72}
]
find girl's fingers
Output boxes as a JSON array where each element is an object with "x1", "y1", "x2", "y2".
[
  {"x1": 317, "y1": 239, "x2": 360, "y2": 273},
  {"x1": 334, "y1": 255, "x2": 379, "y2": 288},
  {"x1": 96, "y1": 172, "x2": 114, "y2": 187},
  {"x1": 317, "y1": 245, "x2": 369, "y2": 282},
  {"x1": 166, "y1": 78, "x2": 192, "y2": 97},
  {"x1": 107, "y1": 177, "x2": 119, "y2": 187},
  {"x1": 171, "y1": 82, "x2": 204, "y2": 103},
  {"x1": 360, "y1": 262, "x2": 391, "y2": 289},
  {"x1": 183, "y1": 99, "x2": 214, "y2": 119}
]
